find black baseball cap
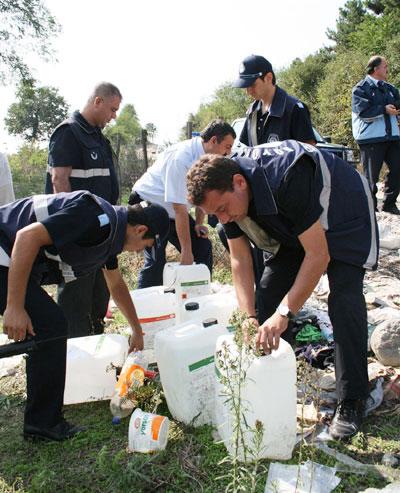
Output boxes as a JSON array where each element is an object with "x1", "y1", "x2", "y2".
[
  {"x1": 233, "y1": 55, "x2": 273, "y2": 88},
  {"x1": 140, "y1": 202, "x2": 170, "y2": 258}
]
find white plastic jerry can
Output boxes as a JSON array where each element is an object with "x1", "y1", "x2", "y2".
[
  {"x1": 180, "y1": 291, "x2": 238, "y2": 326},
  {"x1": 214, "y1": 334, "x2": 297, "y2": 461},
  {"x1": 163, "y1": 262, "x2": 211, "y2": 302},
  {"x1": 130, "y1": 286, "x2": 177, "y2": 354},
  {"x1": 154, "y1": 318, "x2": 230, "y2": 427},
  {"x1": 64, "y1": 334, "x2": 129, "y2": 405}
]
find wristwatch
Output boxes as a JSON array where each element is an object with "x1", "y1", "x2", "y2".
[{"x1": 277, "y1": 304, "x2": 295, "y2": 320}]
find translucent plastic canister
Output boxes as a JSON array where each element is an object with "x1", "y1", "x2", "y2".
[
  {"x1": 215, "y1": 334, "x2": 297, "y2": 461},
  {"x1": 180, "y1": 292, "x2": 238, "y2": 326},
  {"x1": 130, "y1": 286, "x2": 177, "y2": 357},
  {"x1": 64, "y1": 334, "x2": 129, "y2": 405},
  {"x1": 163, "y1": 262, "x2": 211, "y2": 302},
  {"x1": 154, "y1": 318, "x2": 230, "y2": 426}
]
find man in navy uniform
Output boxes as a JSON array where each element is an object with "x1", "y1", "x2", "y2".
[
  {"x1": 0, "y1": 191, "x2": 169, "y2": 442},
  {"x1": 352, "y1": 55, "x2": 400, "y2": 214},
  {"x1": 46, "y1": 82, "x2": 121, "y2": 337},
  {"x1": 233, "y1": 54, "x2": 315, "y2": 146},
  {"x1": 187, "y1": 141, "x2": 378, "y2": 440},
  {"x1": 230, "y1": 54, "x2": 316, "y2": 319}
]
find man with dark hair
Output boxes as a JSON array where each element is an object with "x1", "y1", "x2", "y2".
[
  {"x1": 233, "y1": 55, "x2": 315, "y2": 146},
  {"x1": 352, "y1": 56, "x2": 400, "y2": 214},
  {"x1": 130, "y1": 119, "x2": 236, "y2": 288},
  {"x1": 187, "y1": 141, "x2": 378, "y2": 440},
  {"x1": 45, "y1": 82, "x2": 122, "y2": 338},
  {"x1": 0, "y1": 191, "x2": 169, "y2": 442}
]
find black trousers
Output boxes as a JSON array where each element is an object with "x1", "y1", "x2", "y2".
[
  {"x1": 257, "y1": 246, "x2": 369, "y2": 401},
  {"x1": 359, "y1": 140, "x2": 400, "y2": 209},
  {"x1": 0, "y1": 267, "x2": 68, "y2": 428},
  {"x1": 57, "y1": 268, "x2": 109, "y2": 338},
  {"x1": 138, "y1": 216, "x2": 213, "y2": 288}
]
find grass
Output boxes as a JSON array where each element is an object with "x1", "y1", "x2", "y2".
[
  {"x1": 0, "y1": 361, "x2": 397, "y2": 493},
  {"x1": 0, "y1": 236, "x2": 398, "y2": 492}
]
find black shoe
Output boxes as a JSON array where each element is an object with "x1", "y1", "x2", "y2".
[
  {"x1": 329, "y1": 399, "x2": 364, "y2": 440},
  {"x1": 23, "y1": 418, "x2": 86, "y2": 442},
  {"x1": 381, "y1": 205, "x2": 400, "y2": 215}
]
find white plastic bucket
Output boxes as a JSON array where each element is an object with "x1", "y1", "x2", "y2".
[
  {"x1": 215, "y1": 334, "x2": 297, "y2": 461},
  {"x1": 163, "y1": 262, "x2": 211, "y2": 302},
  {"x1": 64, "y1": 334, "x2": 129, "y2": 405},
  {"x1": 154, "y1": 318, "x2": 231, "y2": 426},
  {"x1": 128, "y1": 408, "x2": 169, "y2": 453}
]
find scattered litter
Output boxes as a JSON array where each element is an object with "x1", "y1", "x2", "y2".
[
  {"x1": 314, "y1": 274, "x2": 330, "y2": 299},
  {"x1": 297, "y1": 401, "x2": 319, "y2": 424},
  {"x1": 381, "y1": 453, "x2": 399, "y2": 468},
  {"x1": 264, "y1": 460, "x2": 341, "y2": 493},
  {"x1": 378, "y1": 222, "x2": 400, "y2": 250},
  {"x1": 0, "y1": 334, "x2": 24, "y2": 378},
  {"x1": 365, "y1": 378, "x2": 384, "y2": 416},
  {"x1": 295, "y1": 324, "x2": 323, "y2": 344},
  {"x1": 315, "y1": 442, "x2": 364, "y2": 467},
  {"x1": 358, "y1": 482, "x2": 400, "y2": 492}
]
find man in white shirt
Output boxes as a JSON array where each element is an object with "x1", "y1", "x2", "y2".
[
  {"x1": 0, "y1": 152, "x2": 15, "y2": 206},
  {"x1": 130, "y1": 119, "x2": 235, "y2": 287}
]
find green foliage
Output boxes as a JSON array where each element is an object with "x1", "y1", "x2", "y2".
[
  {"x1": 191, "y1": 82, "x2": 251, "y2": 131},
  {"x1": 316, "y1": 50, "x2": 366, "y2": 145},
  {"x1": 104, "y1": 104, "x2": 142, "y2": 147},
  {"x1": 8, "y1": 144, "x2": 48, "y2": 197},
  {"x1": 145, "y1": 122, "x2": 157, "y2": 141},
  {"x1": 104, "y1": 104, "x2": 145, "y2": 191},
  {"x1": 0, "y1": 0, "x2": 60, "y2": 84},
  {"x1": 278, "y1": 49, "x2": 334, "y2": 120},
  {"x1": 5, "y1": 80, "x2": 69, "y2": 142},
  {"x1": 326, "y1": 0, "x2": 367, "y2": 49}
]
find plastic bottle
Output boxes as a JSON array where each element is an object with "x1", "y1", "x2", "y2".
[{"x1": 110, "y1": 351, "x2": 147, "y2": 424}]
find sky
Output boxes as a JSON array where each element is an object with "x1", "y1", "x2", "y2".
[{"x1": 0, "y1": 0, "x2": 347, "y2": 153}]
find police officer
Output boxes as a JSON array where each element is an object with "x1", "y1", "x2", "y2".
[
  {"x1": 233, "y1": 54, "x2": 316, "y2": 146},
  {"x1": 187, "y1": 141, "x2": 378, "y2": 440},
  {"x1": 45, "y1": 82, "x2": 121, "y2": 337},
  {"x1": 229, "y1": 55, "x2": 316, "y2": 321},
  {"x1": 352, "y1": 55, "x2": 400, "y2": 214},
  {"x1": 0, "y1": 191, "x2": 169, "y2": 442}
]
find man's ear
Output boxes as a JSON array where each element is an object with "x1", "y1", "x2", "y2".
[
  {"x1": 136, "y1": 224, "x2": 148, "y2": 236},
  {"x1": 233, "y1": 173, "x2": 247, "y2": 190}
]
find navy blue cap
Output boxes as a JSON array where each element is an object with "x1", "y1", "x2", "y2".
[{"x1": 233, "y1": 55, "x2": 273, "y2": 88}]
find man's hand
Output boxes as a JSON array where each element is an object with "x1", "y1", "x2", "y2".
[
  {"x1": 180, "y1": 250, "x2": 194, "y2": 265},
  {"x1": 194, "y1": 224, "x2": 208, "y2": 238},
  {"x1": 385, "y1": 104, "x2": 400, "y2": 116},
  {"x1": 2, "y1": 306, "x2": 36, "y2": 342},
  {"x1": 256, "y1": 312, "x2": 288, "y2": 354},
  {"x1": 129, "y1": 329, "x2": 144, "y2": 353}
]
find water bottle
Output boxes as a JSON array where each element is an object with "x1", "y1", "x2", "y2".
[{"x1": 110, "y1": 351, "x2": 147, "y2": 424}]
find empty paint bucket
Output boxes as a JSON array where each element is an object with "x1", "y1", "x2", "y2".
[{"x1": 128, "y1": 408, "x2": 169, "y2": 453}]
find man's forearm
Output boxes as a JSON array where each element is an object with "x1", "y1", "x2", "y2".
[
  {"x1": 195, "y1": 207, "x2": 206, "y2": 225},
  {"x1": 229, "y1": 238, "x2": 256, "y2": 316},
  {"x1": 173, "y1": 205, "x2": 192, "y2": 257},
  {"x1": 51, "y1": 167, "x2": 72, "y2": 193},
  {"x1": 103, "y1": 269, "x2": 142, "y2": 334}
]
